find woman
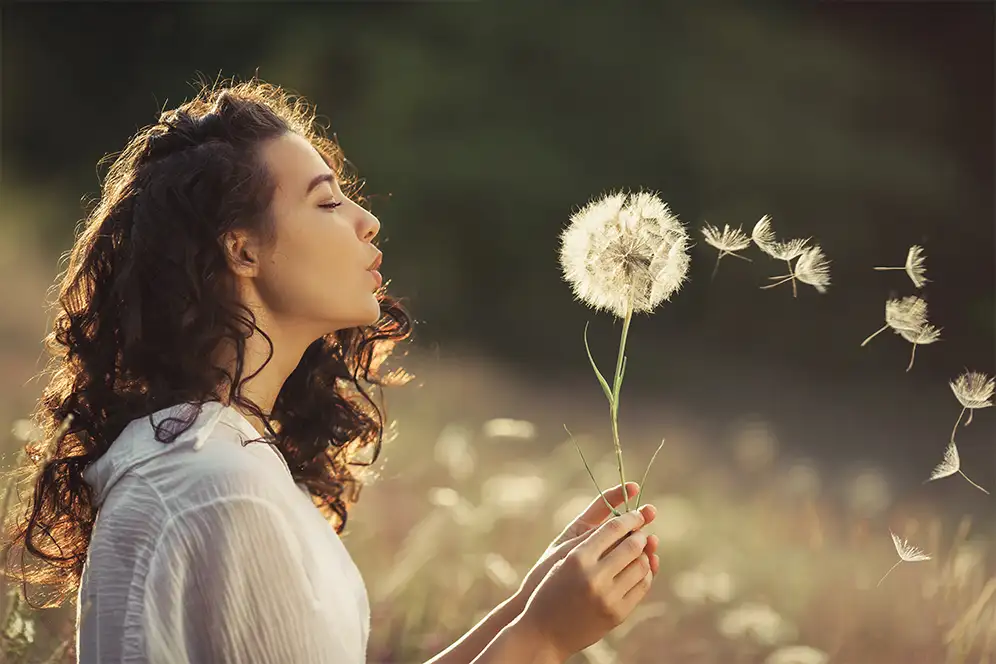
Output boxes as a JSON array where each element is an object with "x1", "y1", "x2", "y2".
[{"x1": 3, "y1": 78, "x2": 661, "y2": 663}]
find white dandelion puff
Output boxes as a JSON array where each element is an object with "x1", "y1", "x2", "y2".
[
  {"x1": 760, "y1": 245, "x2": 831, "y2": 295},
  {"x1": 874, "y1": 244, "x2": 929, "y2": 289},
  {"x1": 897, "y1": 322, "x2": 942, "y2": 372},
  {"x1": 702, "y1": 222, "x2": 752, "y2": 279},
  {"x1": 860, "y1": 295, "x2": 929, "y2": 347},
  {"x1": 560, "y1": 189, "x2": 690, "y2": 514},
  {"x1": 559, "y1": 189, "x2": 691, "y2": 319},
  {"x1": 877, "y1": 531, "x2": 931, "y2": 587},
  {"x1": 752, "y1": 215, "x2": 811, "y2": 297},
  {"x1": 925, "y1": 439, "x2": 989, "y2": 494}
]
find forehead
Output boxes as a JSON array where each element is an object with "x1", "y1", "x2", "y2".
[{"x1": 260, "y1": 132, "x2": 336, "y2": 196}]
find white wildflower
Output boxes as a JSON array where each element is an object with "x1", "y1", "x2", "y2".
[
  {"x1": 718, "y1": 601, "x2": 796, "y2": 646},
  {"x1": 877, "y1": 531, "x2": 931, "y2": 587},
  {"x1": 481, "y1": 418, "x2": 536, "y2": 440},
  {"x1": 559, "y1": 190, "x2": 691, "y2": 318},
  {"x1": 874, "y1": 244, "x2": 929, "y2": 288},
  {"x1": 702, "y1": 222, "x2": 752, "y2": 279},
  {"x1": 764, "y1": 645, "x2": 830, "y2": 664}
]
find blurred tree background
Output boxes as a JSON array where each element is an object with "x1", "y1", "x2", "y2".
[
  {"x1": 1, "y1": 3, "x2": 995, "y2": 662},
  {"x1": 3, "y1": 1, "x2": 992, "y2": 480}
]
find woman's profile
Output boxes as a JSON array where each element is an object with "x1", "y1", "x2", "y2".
[{"x1": 3, "y1": 77, "x2": 661, "y2": 664}]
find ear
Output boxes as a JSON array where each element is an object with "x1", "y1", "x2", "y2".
[{"x1": 221, "y1": 229, "x2": 261, "y2": 278}]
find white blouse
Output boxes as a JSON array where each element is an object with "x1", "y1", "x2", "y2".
[{"x1": 76, "y1": 401, "x2": 370, "y2": 664}]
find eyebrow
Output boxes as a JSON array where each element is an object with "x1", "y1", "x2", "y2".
[{"x1": 305, "y1": 173, "x2": 336, "y2": 196}]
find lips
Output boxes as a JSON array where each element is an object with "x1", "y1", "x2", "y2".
[{"x1": 369, "y1": 269, "x2": 383, "y2": 288}]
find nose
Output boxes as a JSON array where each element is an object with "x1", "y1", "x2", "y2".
[{"x1": 358, "y1": 208, "x2": 380, "y2": 243}]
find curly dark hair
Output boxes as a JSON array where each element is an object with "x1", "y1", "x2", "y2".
[{"x1": 1, "y1": 76, "x2": 414, "y2": 609}]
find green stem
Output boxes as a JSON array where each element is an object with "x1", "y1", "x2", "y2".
[
  {"x1": 611, "y1": 291, "x2": 635, "y2": 512},
  {"x1": 635, "y1": 437, "x2": 666, "y2": 511}
]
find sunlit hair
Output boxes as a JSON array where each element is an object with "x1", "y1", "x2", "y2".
[{"x1": 2, "y1": 76, "x2": 414, "y2": 608}]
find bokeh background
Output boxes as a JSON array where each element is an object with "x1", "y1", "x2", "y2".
[{"x1": 1, "y1": 2, "x2": 994, "y2": 663}]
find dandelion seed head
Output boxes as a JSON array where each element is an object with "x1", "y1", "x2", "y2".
[
  {"x1": 559, "y1": 190, "x2": 690, "y2": 318},
  {"x1": 793, "y1": 245, "x2": 831, "y2": 293},
  {"x1": 950, "y1": 370, "x2": 994, "y2": 410},
  {"x1": 905, "y1": 245, "x2": 929, "y2": 288},
  {"x1": 884, "y1": 296, "x2": 929, "y2": 332},
  {"x1": 898, "y1": 323, "x2": 942, "y2": 346},
  {"x1": 702, "y1": 223, "x2": 751, "y2": 253},
  {"x1": 929, "y1": 440, "x2": 960, "y2": 481},
  {"x1": 890, "y1": 531, "x2": 931, "y2": 562}
]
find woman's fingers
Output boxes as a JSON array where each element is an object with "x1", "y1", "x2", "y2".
[
  {"x1": 581, "y1": 508, "x2": 647, "y2": 560},
  {"x1": 570, "y1": 482, "x2": 640, "y2": 531},
  {"x1": 617, "y1": 555, "x2": 655, "y2": 611},
  {"x1": 600, "y1": 529, "x2": 650, "y2": 577}
]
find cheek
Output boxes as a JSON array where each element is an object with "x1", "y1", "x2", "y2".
[{"x1": 258, "y1": 229, "x2": 362, "y2": 317}]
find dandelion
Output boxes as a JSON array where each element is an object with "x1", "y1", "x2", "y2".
[
  {"x1": 751, "y1": 215, "x2": 810, "y2": 298},
  {"x1": 860, "y1": 295, "x2": 929, "y2": 347},
  {"x1": 760, "y1": 245, "x2": 831, "y2": 295},
  {"x1": 873, "y1": 244, "x2": 929, "y2": 288},
  {"x1": 559, "y1": 189, "x2": 690, "y2": 513},
  {"x1": 925, "y1": 439, "x2": 989, "y2": 495},
  {"x1": 897, "y1": 322, "x2": 942, "y2": 372},
  {"x1": 702, "y1": 222, "x2": 752, "y2": 279},
  {"x1": 877, "y1": 531, "x2": 931, "y2": 587}
]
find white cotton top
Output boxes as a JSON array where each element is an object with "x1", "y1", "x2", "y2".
[{"x1": 76, "y1": 400, "x2": 371, "y2": 664}]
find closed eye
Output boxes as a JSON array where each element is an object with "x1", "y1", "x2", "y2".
[{"x1": 319, "y1": 202, "x2": 343, "y2": 211}]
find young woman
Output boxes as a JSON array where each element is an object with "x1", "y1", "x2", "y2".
[{"x1": 3, "y1": 78, "x2": 661, "y2": 664}]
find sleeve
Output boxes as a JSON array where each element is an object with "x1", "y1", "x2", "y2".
[{"x1": 143, "y1": 495, "x2": 357, "y2": 664}]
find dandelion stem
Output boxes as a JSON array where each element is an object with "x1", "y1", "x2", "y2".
[
  {"x1": 635, "y1": 437, "x2": 666, "y2": 511},
  {"x1": 965, "y1": 408, "x2": 974, "y2": 427},
  {"x1": 907, "y1": 343, "x2": 918, "y2": 372},
  {"x1": 950, "y1": 407, "x2": 966, "y2": 445},
  {"x1": 861, "y1": 325, "x2": 888, "y2": 347},
  {"x1": 611, "y1": 292, "x2": 635, "y2": 513},
  {"x1": 711, "y1": 253, "x2": 723, "y2": 281},
  {"x1": 876, "y1": 560, "x2": 903, "y2": 587},
  {"x1": 786, "y1": 258, "x2": 798, "y2": 298},
  {"x1": 565, "y1": 424, "x2": 621, "y2": 517},
  {"x1": 873, "y1": 266, "x2": 904, "y2": 271},
  {"x1": 728, "y1": 252, "x2": 752, "y2": 263},
  {"x1": 958, "y1": 469, "x2": 990, "y2": 495}
]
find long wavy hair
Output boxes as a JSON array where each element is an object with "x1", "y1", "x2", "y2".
[{"x1": 1, "y1": 77, "x2": 414, "y2": 609}]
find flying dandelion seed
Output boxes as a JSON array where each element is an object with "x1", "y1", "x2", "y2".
[
  {"x1": 760, "y1": 245, "x2": 831, "y2": 295},
  {"x1": 702, "y1": 222, "x2": 752, "y2": 279},
  {"x1": 559, "y1": 189, "x2": 690, "y2": 513},
  {"x1": 949, "y1": 370, "x2": 994, "y2": 433},
  {"x1": 751, "y1": 215, "x2": 810, "y2": 298},
  {"x1": 898, "y1": 322, "x2": 942, "y2": 372},
  {"x1": 925, "y1": 439, "x2": 990, "y2": 495},
  {"x1": 860, "y1": 295, "x2": 929, "y2": 347},
  {"x1": 877, "y1": 531, "x2": 931, "y2": 587},
  {"x1": 873, "y1": 244, "x2": 929, "y2": 289}
]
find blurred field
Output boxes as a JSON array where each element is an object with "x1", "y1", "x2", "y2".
[{"x1": 5, "y1": 347, "x2": 995, "y2": 663}]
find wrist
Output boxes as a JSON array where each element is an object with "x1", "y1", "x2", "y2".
[{"x1": 507, "y1": 610, "x2": 567, "y2": 664}]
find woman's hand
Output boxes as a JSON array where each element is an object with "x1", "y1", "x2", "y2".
[
  {"x1": 514, "y1": 482, "x2": 659, "y2": 609},
  {"x1": 518, "y1": 506, "x2": 659, "y2": 660}
]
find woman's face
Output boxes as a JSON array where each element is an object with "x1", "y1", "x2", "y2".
[{"x1": 245, "y1": 132, "x2": 383, "y2": 335}]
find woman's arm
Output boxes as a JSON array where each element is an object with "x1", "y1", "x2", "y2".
[{"x1": 424, "y1": 598, "x2": 564, "y2": 664}]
